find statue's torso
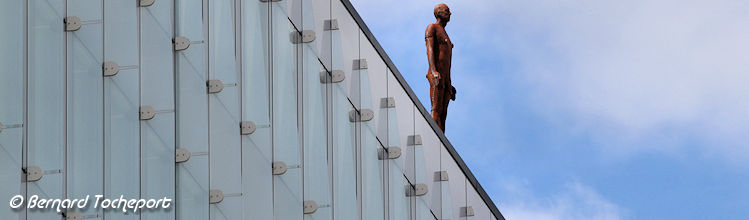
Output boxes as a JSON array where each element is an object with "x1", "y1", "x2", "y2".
[{"x1": 428, "y1": 24, "x2": 453, "y2": 83}]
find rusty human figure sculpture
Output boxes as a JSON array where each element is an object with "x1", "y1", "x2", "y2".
[{"x1": 426, "y1": 3, "x2": 455, "y2": 131}]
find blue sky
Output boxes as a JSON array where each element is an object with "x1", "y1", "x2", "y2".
[{"x1": 349, "y1": 0, "x2": 749, "y2": 219}]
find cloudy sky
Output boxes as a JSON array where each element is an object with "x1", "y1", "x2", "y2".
[{"x1": 349, "y1": 0, "x2": 749, "y2": 219}]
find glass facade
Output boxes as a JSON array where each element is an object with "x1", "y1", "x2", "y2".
[{"x1": 0, "y1": 0, "x2": 503, "y2": 219}]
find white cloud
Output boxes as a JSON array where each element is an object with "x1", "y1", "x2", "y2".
[{"x1": 500, "y1": 181, "x2": 625, "y2": 220}]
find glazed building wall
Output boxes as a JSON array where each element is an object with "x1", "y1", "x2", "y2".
[{"x1": 0, "y1": 0, "x2": 502, "y2": 219}]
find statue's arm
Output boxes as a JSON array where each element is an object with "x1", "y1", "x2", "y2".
[{"x1": 425, "y1": 25, "x2": 440, "y2": 81}]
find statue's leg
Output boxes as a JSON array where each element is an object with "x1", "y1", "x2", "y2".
[
  {"x1": 433, "y1": 82, "x2": 447, "y2": 130},
  {"x1": 441, "y1": 91, "x2": 450, "y2": 129},
  {"x1": 428, "y1": 75, "x2": 441, "y2": 124}
]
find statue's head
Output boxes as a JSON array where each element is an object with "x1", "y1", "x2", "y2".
[{"x1": 433, "y1": 3, "x2": 451, "y2": 23}]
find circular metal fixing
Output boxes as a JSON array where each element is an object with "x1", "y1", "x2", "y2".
[
  {"x1": 64, "y1": 16, "x2": 82, "y2": 32},
  {"x1": 140, "y1": 0, "x2": 155, "y2": 7},
  {"x1": 207, "y1": 79, "x2": 224, "y2": 94},
  {"x1": 139, "y1": 106, "x2": 156, "y2": 120},
  {"x1": 209, "y1": 189, "x2": 224, "y2": 204},
  {"x1": 26, "y1": 166, "x2": 43, "y2": 182},
  {"x1": 240, "y1": 121, "x2": 256, "y2": 135},
  {"x1": 272, "y1": 161, "x2": 287, "y2": 175},
  {"x1": 103, "y1": 61, "x2": 120, "y2": 77},
  {"x1": 65, "y1": 211, "x2": 83, "y2": 220},
  {"x1": 175, "y1": 148, "x2": 191, "y2": 163},
  {"x1": 173, "y1": 36, "x2": 191, "y2": 51}
]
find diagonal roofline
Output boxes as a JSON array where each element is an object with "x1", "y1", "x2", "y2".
[{"x1": 338, "y1": 1, "x2": 505, "y2": 219}]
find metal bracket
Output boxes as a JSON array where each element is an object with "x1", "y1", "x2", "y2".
[
  {"x1": 408, "y1": 135, "x2": 422, "y2": 146},
  {"x1": 64, "y1": 16, "x2": 82, "y2": 32},
  {"x1": 379, "y1": 147, "x2": 401, "y2": 160},
  {"x1": 350, "y1": 109, "x2": 374, "y2": 122},
  {"x1": 240, "y1": 121, "x2": 256, "y2": 135},
  {"x1": 207, "y1": 79, "x2": 224, "y2": 94},
  {"x1": 303, "y1": 200, "x2": 319, "y2": 214},
  {"x1": 291, "y1": 30, "x2": 316, "y2": 44},
  {"x1": 25, "y1": 166, "x2": 43, "y2": 182},
  {"x1": 464, "y1": 206, "x2": 475, "y2": 217},
  {"x1": 209, "y1": 189, "x2": 224, "y2": 204},
  {"x1": 355, "y1": 59, "x2": 368, "y2": 70},
  {"x1": 325, "y1": 19, "x2": 339, "y2": 31},
  {"x1": 173, "y1": 36, "x2": 191, "y2": 51},
  {"x1": 64, "y1": 211, "x2": 83, "y2": 220},
  {"x1": 406, "y1": 184, "x2": 428, "y2": 197},
  {"x1": 437, "y1": 171, "x2": 449, "y2": 181},
  {"x1": 103, "y1": 61, "x2": 120, "y2": 77},
  {"x1": 381, "y1": 97, "x2": 395, "y2": 108},
  {"x1": 139, "y1": 0, "x2": 155, "y2": 7},
  {"x1": 272, "y1": 161, "x2": 287, "y2": 175},
  {"x1": 320, "y1": 70, "x2": 345, "y2": 83},
  {"x1": 175, "y1": 148, "x2": 191, "y2": 163},
  {"x1": 139, "y1": 106, "x2": 156, "y2": 120}
]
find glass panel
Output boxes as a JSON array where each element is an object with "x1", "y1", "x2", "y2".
[
  {"x1": 176, "y1": 153, "x2": 208, "y2": 220},
  {"x1": 415, "y1": 115, "x2": 442, "y2": 217},
  {"x1": 66, "y1": 18, "x2": 104, "y2": 218},
  {"x1": 443, "y1": 151, "x2": 467, "y2": 220},
  {"x1": 104, "y1": 68, "x2": 140, "y2": 220},
  {"x1": 332, "y1": 83, "x2": 358, "y2": 220},
  {"x1": 316, "y1": 0, "x2": 333, "y2": 71},
  {"x1": 272, "y1": 2, "x2": 303, "y2": 218},
  {"x1": 208, "y1": 86, "x2": 243, "y2": 219},
  {"x1": 285, "y1": 0, "x2": 303, "y2": 29},
  {"x1": 331, "y1": 1, "x2": 359, "y2": 103},
  {"x1": 359, "y1": 33, "x2": 385, "y2": 220},
  {"x1": 104, "y1": 0, "x2": 138, "y2": 66},
  {"x1": 140, "y1": 113, "x2": 175, "y2": 220},
  {"x1": 175, "y1": 0, "x2": 208, "y2": 155},
  {"x1": 467, "y1": 185, "x2": 490, "y2": 220},
  {"x1": 0, "y1": 129, "x2": 22, "y2": 219},
  {"x1": 208, "y1": 0, "x2": 242, "y2": 219},
  {"x1": 388, "y1": 73, "x2": 414, "y2": 183},
  {"x1": 175, "y1": 0, "x2": 208, "y2": 219},
  {"x1": 416, "y1": 198, "x2": 434, "y2": 220},
  {"x1": 27, "y1": 1, "x2": 65, "y2": 218},
  {"x1": 309, "y1": 0, "x2": 329, "y2": 58},
  {"x1": 302, "y1": 58, "x2": 332, "y2": 219},
  {"x1": 386, "y1": 70, "x2": 411, "y2": 220},
  {"x1": 140, "y1": 0, "x2": 175, "y2": 110},
  {"x1": 140, "y1": 0, "x2": 175, "y2": 219},
  {"x1": 359, "y1": 34, "x2": 388, "y2": 140},
  {"x1": 70, "y1": 0, "x2": 102, "y2": 21},
  {"x1": 211, "y1": 197, "x2": 242, "y2": 219},
  {"x1": 388, "y1": 172, "x2": 412, "y2": 220},
  {"x1": 241, "y1": 0, "x2": 272, "y2": 219},
  {"x1": 362, "y1": 127, "x2": 385, "y2": 220},
  {"x1": 0, "y1": 1, "x2": 24, "y2": 218}
]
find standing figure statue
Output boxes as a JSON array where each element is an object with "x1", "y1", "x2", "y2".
[{"x1": 426, "y1": 3, "x2": 455, "y2": 131}]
